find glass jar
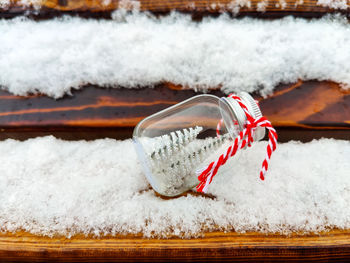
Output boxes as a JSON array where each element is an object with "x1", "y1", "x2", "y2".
[{"x1": 133, "y1": 92, "x2": 265, "y2": 197}]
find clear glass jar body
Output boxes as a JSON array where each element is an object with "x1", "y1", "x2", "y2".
[{"x1": 133, "y1": 93, "x2": 264, "y2": 197}]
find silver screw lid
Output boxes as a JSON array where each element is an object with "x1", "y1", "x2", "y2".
[{"x1": 221, "y1": 92, "x2": 266, "y2": 142}]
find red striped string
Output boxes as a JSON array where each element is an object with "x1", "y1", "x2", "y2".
[{"x1": 196, "y1": 94, "x2": 278, "y2": 193}]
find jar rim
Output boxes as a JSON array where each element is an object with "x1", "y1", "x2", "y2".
[
  {"x1": 219, "y1": 96, "x2": 246, "y2": 140},
  {"x1": 219, "y1": 92, "x2": 266, "y2": 142}
]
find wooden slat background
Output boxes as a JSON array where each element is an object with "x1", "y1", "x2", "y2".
[
  {"x1": 0, "y1": 80, "x2": 349, "y2": 141},
  {"x1": 1, "y1": 1, "x2": 350, "y2": 261},
  {"x1": 1, "y1": 229, "x2": 350, "y2": 262},
  {"x1": 1, "y1": 0, "x2": 350, "y2": 18},
  {"x1": 0, "y1": 81, "x2": 349, "y2": 261}
]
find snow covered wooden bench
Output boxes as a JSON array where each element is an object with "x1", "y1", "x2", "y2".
[
  {"x1": 0, "y1": 1, "x2": 350, "y2": 262},
  {"x1": 0, "y1": 0, "x2": 349, "y2": 18},
  {"x1": 0, "y1": 83, "x2": 349, "y2": 262}
]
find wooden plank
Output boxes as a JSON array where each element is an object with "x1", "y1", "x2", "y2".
[
  {"x1": 0, "y1": 229, "x2": 350, "y2": 262},
  {"x1": 0, "y1": 0, "x2": 349, "y2": 18},
  {"x1": 0, "y1": 81, "x2": 348, "y2": 260},
  {"x1": 0, "y1": 81, "x2": 349, "y2": 141},
  {"x1": 0, "y1": 82, "x2": 349, "y2": 261},
  {"x1": 0, "y1": 3, "x2": 348, "y2": 260}
]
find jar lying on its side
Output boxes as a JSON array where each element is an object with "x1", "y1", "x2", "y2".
[{"x1": 133, "y1": 92, "x2": 265, "y2": 197}]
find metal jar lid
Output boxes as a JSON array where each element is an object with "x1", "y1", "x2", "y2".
[{"x1": 220, "y1": 92, "x2": 265, "y2": 142}]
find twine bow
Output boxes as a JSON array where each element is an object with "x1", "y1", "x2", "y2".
[{"x1": 196, "y1": 94, "x2": 278, "y2": 193}]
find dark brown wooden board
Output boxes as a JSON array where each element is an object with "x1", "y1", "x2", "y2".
[
  {"x1": 1, "y1": 229, "x2": 350, "y2": 262},
  {"x1": 1, "y1": 2, "x2": 350, "y2": 260},
  {"x1": 1, "y1": 0, "x2": 350, "y2": 19},
  {"x1": 0, "y1": 80, "x2": 349, "y2": 141},
  {"x1": 0, "y1": 82, "x2": 349, "y2": 261}
]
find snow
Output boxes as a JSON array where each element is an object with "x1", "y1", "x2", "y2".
[
  {"x1": 227, "y1": 0, "x2": 252, "y2": 14},
  {"x1": 0, "y1": 0, "x2": 10, "y2": 8},
  {"x1": 0, "y1": 0, "x2": 42, "y2": 9},
  {"x1": 118, "y1": 0, "x2": 140, "y2": 10},
  {"x1": 275, "y1": 0, "x2": 287, "y2": 8},
  {"x1": 295, "y1": 0, "x2": 304, "y2": 7},
  {"x1": 317, "y1": 0, "x2": 349, "y2": 9},
  {"x1": 0, "y1": 136, "x2": 349, "y2": 238},
  {"x1": 0, "y1": 13, "x2": 349, "y2": 98},
  {"x1": 257, "y1": 0, "x2": 268, "y2": 12}
]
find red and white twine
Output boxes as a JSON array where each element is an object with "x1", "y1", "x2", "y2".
[{"x1": 196, "y1": 94, "x2": 278, "y2": 193}]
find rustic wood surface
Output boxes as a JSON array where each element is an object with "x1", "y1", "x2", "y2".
[
  {"x1": 0, "y1": 80, "x2": 349, "y2": 141},
  {"x1": 0, "y1": 82, "x2": 349, "y2": 261},
  {"x1": 1, "y1": 0, "x2": 349, "y2": 18},
  {"x1": 1, "y1": 2, "x2": 349, "y2": 261},
  {"x1": 0, "y1": 229, "x2": 350, "y2": 262}
]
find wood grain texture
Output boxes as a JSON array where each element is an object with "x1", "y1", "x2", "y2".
[
  {"x1": 0, "y1": 229, "x2": 350, "y2": 262},
  {"x1": 0, "y1": 82, "x2": 349, "y2": 261},
  {"x1": 0, "y1": 0, "x2": 349, "y2": 18},
  {"x1": 0, "y1": 81, "x2": 349, "y2": 261},
  {"x1": 0, "y1": 3, "x2": 348, "y2": 260},
  {"x1": 0, "y1": 81, "x2": 349, "y2": 141}
]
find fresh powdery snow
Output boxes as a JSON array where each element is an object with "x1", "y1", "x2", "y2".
[
  {"x1": 0, "y1": 13, "x2": 350, "y2": 98},
  {"x1": 0, "y1": 136, "x2": 349, "y2": 237},
  {"x1": 0, "y1": 0, "x2": 42, "y2": 9},
  {"x1": 317, "y1": 0, "x2": 349, "y2": 9}
]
